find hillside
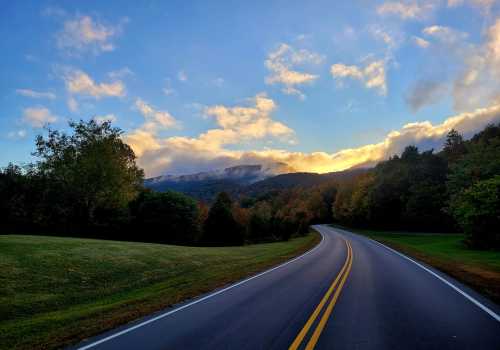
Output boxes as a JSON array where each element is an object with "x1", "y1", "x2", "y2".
[
  {"x1": 145, "y1": 166, "x2": 370, "y2": 201},
  {"x1": 0, "y1": 233, "x2": 320, "y2": 350}
]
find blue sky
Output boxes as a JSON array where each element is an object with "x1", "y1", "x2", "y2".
[{"x1": 1, "y1": 0, "x2": 500, "y2": 176}]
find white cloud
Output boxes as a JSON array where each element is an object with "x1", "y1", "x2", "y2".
[
  {"x1": 163, "y1": 87, "x2": 175, "y2": 96},
  {"x1": 7, "y1": 129, "x2": 27, "y2": 140},
  {"x1": 265, "y1": 43, "x2": 323, "y2": 99},
  {"x1": 370, "y1": 26, "x2": 399, "y2": 50},
  {"x1": 331, "y1": 60, "x2": 388, "y2": 95},
  {"x1": 67, "y1": 97, "x2": 79, "y2": 112},
  {"x1": 107, "y1": 67, "x2": 133, "y2": 79},
  {"x1": 128, "y1": 102, "x2": 500, "y2": 176},
  {"x1": 62, "y1": 68, "x2": 125, "y2": 99},
  {"x1": 376, "y1": 1, "x2": 437, "y2": 20},
  {"x1": 450, "y1": 19, "x2": 500, "y2": 110},
  {"x1": 413, "y1": 36, "x2": 430, "y2": 48},
  {"x1": 178, "y1": 70, "x2": 188, "y2": 82},
  {"x1": 16, "y1": 89, "x2": 56, "y2": 100},
  {"x1": 447, "y1": 0, "x2": 497, "y2": 14},
  {"x1": 422, "y1": 25, "x2": 469, "y2": 44},
  {"x1": 93, "y1": 114, "x2": 117, "y2": 124},
  {"x1": 212, "y1": 77, "x2": 225, "y2": 87},
  {"x1": 22, "y1": 107, "x2": 58, "y2": 128},
  {"x1": 124, "y1": 94, "x2": 295, "y2": 174},
  {"x1": 56, "y1": 15, "x2": 125, "y2": 55},
  {"x1": 135, "y1": 98, "x2": 178, "y2": 131}
]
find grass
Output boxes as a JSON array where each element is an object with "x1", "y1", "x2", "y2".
[
  {"x1": 0, "y1": 232, "x2": 320, "y2": 350},
  {"x1": 332, "y1": 225, "x2": 500, "y2": 304}
]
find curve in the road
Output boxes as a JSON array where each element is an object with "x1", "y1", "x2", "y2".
[
  {"x1": 73, "y1": 225, "x2": 500, "y2": 350},
  {"x1": 76, "y1": 231, "x2": 326, "y2": 350}
]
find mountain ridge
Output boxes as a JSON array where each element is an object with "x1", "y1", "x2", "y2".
[{"x1": 144, "y1": 164, "x2": 370, "y2": 202}]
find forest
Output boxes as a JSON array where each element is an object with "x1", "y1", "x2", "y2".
[{"x1": 1, "y1": 119, "x2": 499, "y2": 250}]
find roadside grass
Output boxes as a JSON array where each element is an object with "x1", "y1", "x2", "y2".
[
  {"x1": 0, "y1": 232, "x2": 320, "y2": 350},
  {"x1": 332, "y1": 225, "x2": 500, "y2": 304}
]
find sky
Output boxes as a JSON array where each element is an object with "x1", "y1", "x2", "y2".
[{"x1": 1, "y1": 0, "x2": 500, "y2": 177}]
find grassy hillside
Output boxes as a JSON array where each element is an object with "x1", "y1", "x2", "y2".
[
  {"x1": 0, "y1": 233, "x2": 320, "y2": 350},
  {"x1": 335, "y1": 226, "x2": 500, "y2": 303}
]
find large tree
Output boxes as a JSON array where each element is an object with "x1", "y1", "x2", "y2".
[{"x1": 33, "y1": 119, "x2": 144, "y2": 231}]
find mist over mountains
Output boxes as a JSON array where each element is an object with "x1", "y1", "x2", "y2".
[{"x1": 144, "y1": 163, "x2": 369, "y2": 202}]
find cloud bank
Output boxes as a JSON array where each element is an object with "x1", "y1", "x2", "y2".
[{"x1": 125, "y1": 91, "x2": 500, "y2": 176}]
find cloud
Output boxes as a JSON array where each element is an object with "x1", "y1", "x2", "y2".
[
  {"x1": 7, "y1": 129, "x2": 27, "y2": 140},
  {"x1": 178, "y1": 70, "x2": 188, "y2": 82},
  {"x1": 124, "y1": 94, "x2": 295, "y2": 174},
  {"x1": 370, "y1": 26, "x2": 399, "y2": 49},
  {"x1": 93, "y1": 114, "x2": 117, "y2": 124},
  {"x1": 212, "y1": 77, "x2": 225, "y2": 87},
  {"x1": 376, "y1": 1, "x2": 437, "y2": 20},
  {"x1": 447, "y1": 0, "x2": 497, "y2": 14},
  {"x1": 128, "y1": 102, "x2": 500, "y2": 176},
  {"x1": 406, "y1": 80, "x2": 449, "y2": 112},
  {"x1": 413, "y1": 36, "x2": 430, "y2": 48},
  {"x1": 107, "y1": 67, "x2": 133, "y2": 79},
  {"x1": 405, "y1": 20, "x2": 500, "y2": 112},
  {"x1": 62, "y1": 68, "x2": 125, "y2": 99},
  {"x1": 265, "y1": 43, "x2": 323, "y2": 99},
  {"x1": 56, "y1": 15, "x2": 125, "y2": 55},
  {"x1": 67, "y1": 96, "x2": 79, "y2": 112},
  {"x1": 135, "y1": 98, "x2": 178, "y2": 131},
  {"x1": 422, "y1": 25, "x2": 469, "y2": 45},
  {"x1": 451, "y1": 19, "x2": 500, "y2": 110},
  {"x1": 22, "y1": 107, "x2": 58, "y2": 128},
  {"x1": 16, "y1": 89, "x2": 56, "y2": 100},
  {"x1": 331, "y1": 60, "x2": 388, "y2": 95}
]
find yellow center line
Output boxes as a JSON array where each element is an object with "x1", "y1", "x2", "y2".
[
  {"x1": 289, "y1": 239, "x2": 352, "y2": 350},
  {"x1": 305, "y1": 242, "x2": 353, "y2": 350}
]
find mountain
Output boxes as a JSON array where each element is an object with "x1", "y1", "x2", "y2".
[
  {"x1": 144, "y1": 164, "x2": 370, "y2": 202},
  {"x1": 144, "y1": 164, "x2": 291, "y2": 202},
  {"x1": 244, "y1": 168, "x2": 370, "y2": 197}
]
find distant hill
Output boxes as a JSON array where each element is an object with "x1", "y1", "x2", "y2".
[
  {"x1": 244, "y1": 168, "x2": 369, "y2": 197},
  {"x1": 144, "y1": 164, "x2": 289, "y2": 202},
  {"x1": 144, "y1": 164, "x2": 370, "y2": 202}
]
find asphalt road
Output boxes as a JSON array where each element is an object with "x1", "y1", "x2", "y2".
[{"x1": 73, "y1": 225, "x2": 500, "y2": 350}]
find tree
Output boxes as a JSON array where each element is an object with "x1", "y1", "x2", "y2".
[
  {"x1": 443, "y1": 129, "x2": 466, "y2": 163},
  {"x1": 202, "y1": 192, "x2": 244, "y2": 246},
  {"x1": 449, "y1": 176, "x2": 500, "y2": 249},
  {"x1": 33, "y1": 119, "x2": 144, "y2": 232},
  {"x1": 130, "y1": 190, "x2": 200, "y2": 244}
]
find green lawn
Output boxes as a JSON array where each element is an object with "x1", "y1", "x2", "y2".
[
  {"x1": 333, "y1": 225, "x2": 500, "y2": 303},
  {"x1": 0, "y1": 233, "x2": 320, "y2": 350}
]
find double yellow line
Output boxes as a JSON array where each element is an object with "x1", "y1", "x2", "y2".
[{"x1": 289, "y1": 239, "x2": 353, "y2": 350}]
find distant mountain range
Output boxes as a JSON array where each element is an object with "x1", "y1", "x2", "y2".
[{"x1": 144, "y1": 164, "x2": 369, "y2": 202}]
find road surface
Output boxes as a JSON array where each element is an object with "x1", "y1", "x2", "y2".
[{"x1": 73, "y1": 225, "x2": 500, "y2": 350}]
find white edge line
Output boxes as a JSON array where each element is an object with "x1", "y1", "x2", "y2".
[
  {"x1": 77, "y1": 230, "x2": 325, "y2": 350},
  {"x1": 367, "y1": 237, "x2": 500, "y2": 323}
]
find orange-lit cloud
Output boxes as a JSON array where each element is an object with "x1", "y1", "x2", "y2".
[{"x1": 126, "y1": 95, "x2": 500, "y2": 177}]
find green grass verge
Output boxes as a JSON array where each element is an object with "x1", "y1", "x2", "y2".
[
  {"x1": 0, "y1": 232, "x2": 320, "y2": 350},
  {"x1": 332, "y1": 225, "x2": 500, "y2": 304}
]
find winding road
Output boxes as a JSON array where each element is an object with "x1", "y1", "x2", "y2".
[{"x1": 73, "y1": 225, "x2": 500, "y2": 350}]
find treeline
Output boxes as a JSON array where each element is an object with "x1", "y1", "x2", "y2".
[
  {"x1": 2, "y1": 119, "x2": 499, "y2": 249},
  {"x1": 0, "y1": 120, "x2": 328, "y2": 246},
  {"x1": 332, "y1": 125, "x2": 500, "y2": 250}
]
